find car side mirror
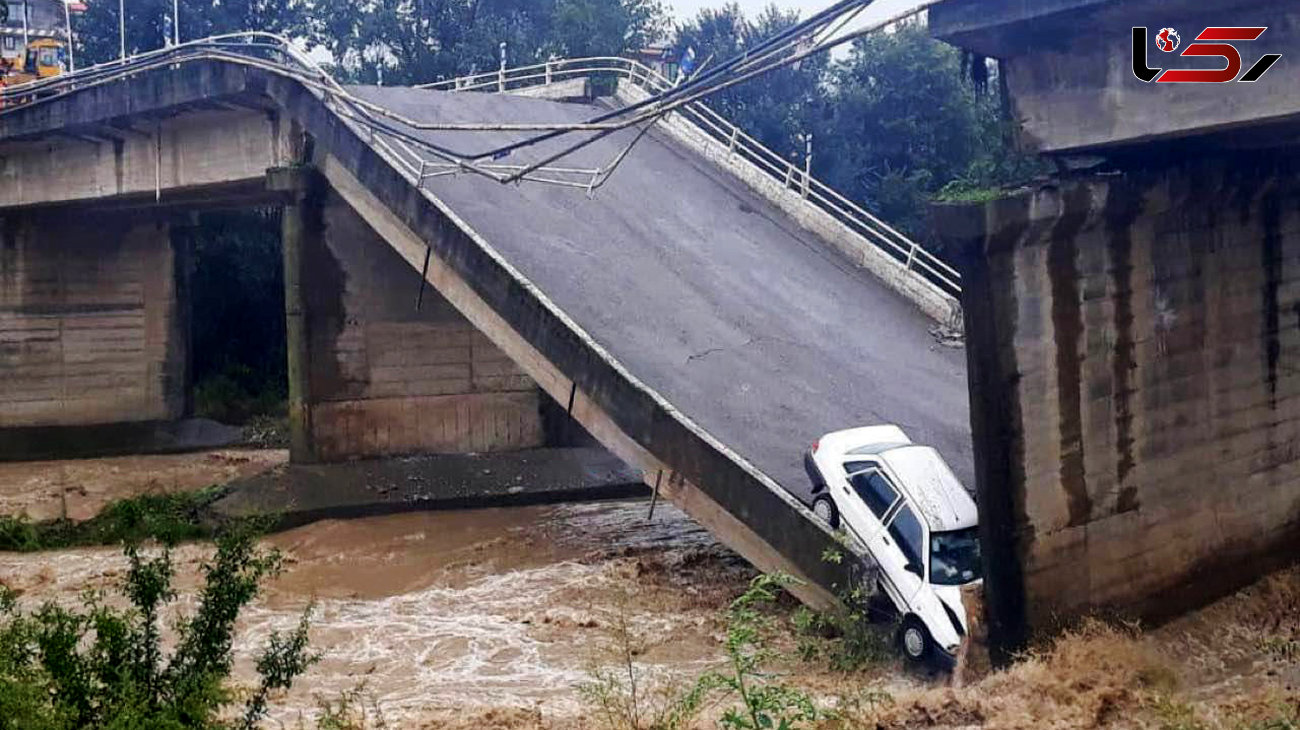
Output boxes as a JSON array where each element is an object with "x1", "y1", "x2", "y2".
[{"x1": 905, "y1": 562, "x2": 923, "y2": 577}]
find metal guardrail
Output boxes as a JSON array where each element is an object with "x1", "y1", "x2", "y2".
[
  {"x1": 0, "y1": 38, "x2": 959, "y2": 297},
  {"x1": 420, "y1": 57, "x2": 962, "y2": 297}
]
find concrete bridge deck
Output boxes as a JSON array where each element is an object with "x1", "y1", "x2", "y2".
[
  {"x1": 0, "y1": 55, "x2": 969, "y2": 604},
  {"x1": 344, "y1": 86, "x2": 973, "y2": 493}
]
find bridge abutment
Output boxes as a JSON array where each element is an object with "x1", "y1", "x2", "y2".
[
  {"x1": 932, "y1": 0, "x2": 1300, "y2": 661},
  {"x1": 0, "y1": 208, "x2": 193, "y2": 459}
]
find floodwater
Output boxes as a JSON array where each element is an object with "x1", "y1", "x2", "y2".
[
  {"x1": 0, "y1": 449, "x2": 287, "y2": 521},
  {"x1": 0, "y1": 499, "x2": 762, "y2": 725}
]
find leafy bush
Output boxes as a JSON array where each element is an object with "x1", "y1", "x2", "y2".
[
  {"x1": 794, "y1": 547, "x2": 897, "y2": 672},
  {"x1": 710, "y1": 575, "x2": 819, "y2": 730},
  {"x1": 0, "y1": 530, "x2": 314, "y2": 730}
]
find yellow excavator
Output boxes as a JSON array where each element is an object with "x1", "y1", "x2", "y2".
[
  {"x1": 2, "y1": 37, "x2": 68, "y2": 85},
  {"x1": 0, "y1": 37, "x2": 67, "y2": 106}
]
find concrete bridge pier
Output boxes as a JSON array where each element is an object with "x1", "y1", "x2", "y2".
[
  {"x1": 931, "y1": 0, "x2": 1300, "y2": 658},
  {"x1": 0, "y1": 207, "x2": 193, "y2": 458},
  {"x1": 271, "y1": 168, "x2": 554, "y2": 465}
]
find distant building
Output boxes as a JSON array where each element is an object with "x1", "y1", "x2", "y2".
[{"x1": 1, "y1": 0, "x2": 69, "y2": 60}]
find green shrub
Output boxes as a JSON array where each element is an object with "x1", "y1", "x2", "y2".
[
  {"x1": 0, "y1": 530, "x2": 315, "y2": 730},
  {"x1": 794, "y1": 547, "x2": 896, "y2": 672},
  {"x1": 0, "y1": 488, "x2": 231, "y2": 552}
]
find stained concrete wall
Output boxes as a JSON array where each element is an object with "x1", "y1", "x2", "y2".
[
  {"x1": 0, "y1": 210, "x2": 186, "y2": 430},
  {"x1": 938, "y1": 154, "x2": 1300, "y2": 652},
  {"x1": 931, "y1": 0, "x2": 1300, "y2": 155},
  {"x1": 0, "y1": 108, "x2": 290, "y2": 209},
  {"x1": 301, "y1": 190, "x2": 544, "y2": 461}
]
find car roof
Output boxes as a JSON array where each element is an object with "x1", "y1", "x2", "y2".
[
  {"x1": 879, "y1": 445, "x2": 977, "y2": 532},
  {"x1": 816, "y1": 426, "x2": 978, "y2": 531},
  {"x1": 818, "y1": 425, "x2": 911, "y2": 457}
]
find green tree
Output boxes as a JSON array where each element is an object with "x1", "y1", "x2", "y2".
[
  {"x1": 0, "y1": 532, "x2": 315, "y2": 730},
  {"x1": 674, "y1": 3, "x2": 828, "y2": 163},
  {"x1": 306, "y1": 0, "x2": 666, "y2": 85},
  {"x1": 816, "y1": 21, "x2": 1032, "y2": 242},
  {"x1": 72, "y1": 0, "x2": 309, "y2": 67}
]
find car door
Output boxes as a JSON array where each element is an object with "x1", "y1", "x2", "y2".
[
  {"x1": 879, "y1": 501, "x2": 928, "y2": 607},
  {"x1": 837, "y1": 461, "x2": 906, "y2": 602}
]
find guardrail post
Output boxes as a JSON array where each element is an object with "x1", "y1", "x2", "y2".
[
  {"x1": 728, "y1": 128, "x2": 739, "y2": 155},
  {"x1": 802, "y1": 135, "x2": 812, "y2": 199},
  {"x1": 905, "y1": 243, "x2": 917, "y2": 271},
  {"x1": 498, "y1": 42, "x2": 507, "y2": 92},
  {"x1": 784, "y1": 164, "x2": 794, "y2": 190},
  {"x1": 545, "y1": 60, "x2": 553, "y2": 85}
]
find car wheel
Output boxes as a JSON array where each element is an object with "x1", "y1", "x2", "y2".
[
  {"x1": 812, "y1": 495, "x2": 839, "y2": 528},
  {"x1": 898, "y1": 615, "x2": 932, "y2": 664}
]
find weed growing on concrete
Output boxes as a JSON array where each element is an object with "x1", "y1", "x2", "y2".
[{"x1": 0, "y1": 528, "x2": 315, "y2": 729}]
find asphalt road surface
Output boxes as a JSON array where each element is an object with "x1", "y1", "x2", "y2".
[{"x1": 347, "y1": 86, "x2": 973, "y2": 502}]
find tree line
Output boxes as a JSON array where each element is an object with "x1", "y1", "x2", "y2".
[{"x1": 71, "y1": 0, "x2": 1035, "y2": 246}]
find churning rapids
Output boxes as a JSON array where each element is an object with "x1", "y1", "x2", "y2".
[{"x1": 0, "y1": 500, "x2": 766, "y2": 725}]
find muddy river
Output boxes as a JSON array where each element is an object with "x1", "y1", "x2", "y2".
[{"x1": 0, "y1": 499, "x2": 794, "y2": 725}]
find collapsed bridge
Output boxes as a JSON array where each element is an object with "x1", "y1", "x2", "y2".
[{"x1": 0, "y1": 37, "x2": 970, "y2": 606}]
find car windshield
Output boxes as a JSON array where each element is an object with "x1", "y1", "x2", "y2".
[{"x1": 929, "y1": 527, "x2": 981, "y2": 586}]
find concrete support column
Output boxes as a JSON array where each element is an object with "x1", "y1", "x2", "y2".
[
  {"x1": 934, "y1": 153, "x2": 1300, "y2": 657},
  {"x1": 271, "y1": 167, "x2": 321, "y2": 463}
]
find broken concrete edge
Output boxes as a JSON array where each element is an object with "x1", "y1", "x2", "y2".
[
  {"x1": 270, "y1": 71, "x2": 870, "y2": 610},
  {"x1": 506, "y1": 76, "x2": 590, "y2": 100},
  {"x1": 928, "y1": 0, "x2": 1108, "y2": 58},
  {"x1": 614, "y1": 84, "x2": 962, "y2": 327},
  {"x1": 931, "y1": 192, "x2": 1031, "y2": 663}
]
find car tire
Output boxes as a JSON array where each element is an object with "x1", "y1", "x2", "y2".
[
  {"x1": 898, "y1": 614, "x2": 933, "y2": 665},
  {"x1": 812, "y1": 495, "x2": 839, "y2": 528}
]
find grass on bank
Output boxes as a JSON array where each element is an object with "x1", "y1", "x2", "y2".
[{"x1": 0, "y1": 487, "x2": 232, "y2": 552}]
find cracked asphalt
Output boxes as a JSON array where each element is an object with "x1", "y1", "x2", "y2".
[{"x1": 348, "y1": 87, "x2": 972, "y2": 502}]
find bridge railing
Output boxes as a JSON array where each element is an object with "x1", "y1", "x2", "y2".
[
  {"x1": 0, "y1": 33, "x2": 321, "y2": 102},
  {"x1": 420, "y1": 57, "x2": 962, "y2": 298},
  {"x1": 0, "y1": 38, "x2": 959, "y2": 298}
]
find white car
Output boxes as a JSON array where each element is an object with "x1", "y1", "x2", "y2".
[{"x1": 804, "y1": 425, "x2": 981, "y2": 666}]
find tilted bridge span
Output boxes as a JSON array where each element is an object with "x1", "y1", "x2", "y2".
[{"x1": 0, "y1": 36, "x2": 970, "y2": 606}]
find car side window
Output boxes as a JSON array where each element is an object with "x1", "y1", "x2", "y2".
[
  {"x1": 844, "y1": 466, "x2": 898, "y2": 519},
  {"x1": 888, "y1": 504, "x2": 925, "y2": 571}
]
